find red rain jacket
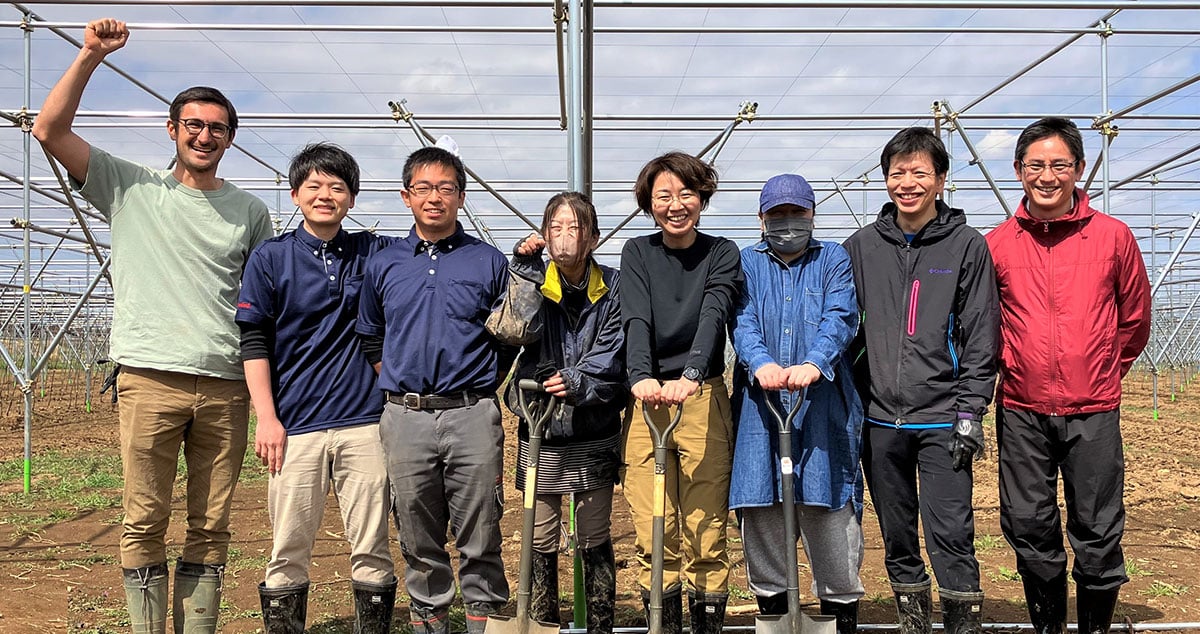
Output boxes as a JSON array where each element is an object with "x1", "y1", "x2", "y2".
[{"x1": 986, "y1": 189, "x2": 1151, "y2": 416}]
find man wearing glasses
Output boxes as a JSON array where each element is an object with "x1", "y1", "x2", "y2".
[
  {"x1": 32, "y1": 18, "x2": 272, "y2": 634},
  {"x1": 357, "y1": 145, "x2": 513, "y2": 634},
  {"x1": 987, "y1": 117, "x2": 1150, "y2": 634}
]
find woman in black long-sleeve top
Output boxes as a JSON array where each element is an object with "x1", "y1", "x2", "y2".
[{"x1": 619, "y1": 151, "x2": 743, "y2": 634}]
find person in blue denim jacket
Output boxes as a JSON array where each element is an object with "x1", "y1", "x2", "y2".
[{"x1": 730, "y1": 174, "x2": 866, "y2": 634}]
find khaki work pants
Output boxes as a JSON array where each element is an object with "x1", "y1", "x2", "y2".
[
  {"x1": 621, "y1": 378, "x2": 734, "y2": 594},
  {"x1": 265, "y1": 422, "x2": 394, "y2": 587},
  {"x1": 117, "y1": 366, "x2": 249, "y2": 569}
]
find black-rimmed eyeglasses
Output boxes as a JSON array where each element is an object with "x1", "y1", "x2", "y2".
[
  {"x1": 173, "y1": 118, "x2": 232, "y2": 139},
  {"x1": 1019, "y1": 160, "x2": 1078, "y2": 175}
]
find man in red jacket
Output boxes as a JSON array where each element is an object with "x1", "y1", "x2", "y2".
[{"x1": 987, "y1": 117, "x2": 1151, "y2": 634}]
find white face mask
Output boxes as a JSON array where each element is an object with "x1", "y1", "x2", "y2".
[{"x1": 763, "y1": 215, "x2": 814, "y2": 255}]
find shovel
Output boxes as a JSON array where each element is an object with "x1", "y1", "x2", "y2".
[
  {"x1": 642, "y1": 401, "x2": 683, "y2": 634},
  {"x1": 486, "y1": 379, "x2": 562, "y2": 634},
  {"x1": 755, "y1": 388, "x2": 837, "y2": 634}
]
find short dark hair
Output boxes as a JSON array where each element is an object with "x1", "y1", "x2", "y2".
[
  {"x1": 403, "y1": 146, "x2": 467, "y2": 193},
  {"x1": 542, "y1": 191, "x2": 600, "y2": 239},
  {"x1": 1015, "y1": 117, "x2": 1085, "y2": 164},
  {"x1": 633, "y1": 151, "x2": 718, "y2": 216},
  {"x1": 288, "y1": 143, "x2": 360, "y2": 195},
  {"x1": 169, "y1": 86, "x2": 238, "y2": 131},
  {"x1": 881, "y1": 127, "x2": 949, "y2": 177}
]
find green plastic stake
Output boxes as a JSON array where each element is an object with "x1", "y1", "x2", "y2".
[{"x1": 570, "y1": 493, "x2": 586, "y2": 627}]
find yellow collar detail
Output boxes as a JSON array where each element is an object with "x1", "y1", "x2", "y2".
[{"x1": 542, "y1": 261, "x2": 608, "y2": 305}]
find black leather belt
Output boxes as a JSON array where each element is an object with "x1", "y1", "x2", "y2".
[{"x1": 386, "y1": 391, "x2": 485, "y2": 410}]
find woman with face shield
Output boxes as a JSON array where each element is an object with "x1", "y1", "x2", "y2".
[{"x1": 497, "y1": 192, "x2": 626, "y2": 633}]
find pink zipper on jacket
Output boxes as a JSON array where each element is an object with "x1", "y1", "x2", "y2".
[{"x1": 907, "y1": 279, "x2": 920, "y2": 336}]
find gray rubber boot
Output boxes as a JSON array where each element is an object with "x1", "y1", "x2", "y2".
[
  {"x1": 892, "y1": 580, "x2": 933, "y2": 634},
  {"x1": 352, "y1": 577, "x2": 397, "y2": 634},
  {"x1": 529, "y1": 550, "x2": 560, "y2": 625},
  {"x1": 1024, "y1": 575, "x2": 1068, "y2": 634},
  {"x1": 172, "y1": 561, "x2": 224, "y2": 634},
  {"x1": 465, "y1": 601, "x2": 502, "y2": 634},
  {"x1": 258, "y1": 581, "x2": 308, "y2": 634},
  {"x1": 581, "y1": 541, "x2": 616, "y2": 634},
  {"x1": 940, "y1": 589, "x2": 984, "y2": 634},
  {"x1": 123, "y1": 563, "x2": 169, "y2": 634},
  {"x1": 408, "y1": 604, "x2": 450, "y2": 634},
  {"x1": 821, "y1": 599, "x2": 860, "y2": 634}
]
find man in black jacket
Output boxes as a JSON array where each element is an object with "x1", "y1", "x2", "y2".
[{"x1": 843, "y1": 127, "x2": 999, "y2": 634}]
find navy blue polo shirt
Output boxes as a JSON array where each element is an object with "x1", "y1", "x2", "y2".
[
  {"x1": 236, "y1": 225, "x2": 398, "y2": 435},
  {"x1": 357, "y1": 223, "x2": 508, "y2": 395}
]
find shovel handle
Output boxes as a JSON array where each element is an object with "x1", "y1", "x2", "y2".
[{"x1": 761, "y1": 386, "x2": 809, "y2": 432}]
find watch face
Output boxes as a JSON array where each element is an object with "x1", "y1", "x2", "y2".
[{"x1": 683, "y1": 367, "x2": 701, "y2": 381}]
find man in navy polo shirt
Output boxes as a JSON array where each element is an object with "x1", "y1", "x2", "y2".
[
  {"x1": 237, "y1": 143, "x2": 397, "y2": 633},
  {"x1": 357, "y1": 145, "x2": 513, "y2": 634}
]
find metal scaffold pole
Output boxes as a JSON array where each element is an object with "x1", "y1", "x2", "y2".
[{"x1": 20, "y1": 11, "x2": 33, "y2": 495}]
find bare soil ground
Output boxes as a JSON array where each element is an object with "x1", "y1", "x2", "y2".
[{"x1": 1, "y1": 370, "x2": 1197, "y2": 632}]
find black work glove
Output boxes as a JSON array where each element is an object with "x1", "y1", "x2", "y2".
[{"x1": 949, "y1": 413, "x2": 986, "y2": 472}]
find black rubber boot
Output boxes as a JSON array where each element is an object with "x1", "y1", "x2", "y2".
[
  {"x1": 688, "y1": 591, "x2": 728, "y2": 634},
  {"x1": 641, "y1": 587, "x2": 684, "y2": 634},
  {"x1": 757, "y1": 593, "x2": 787, "y2": 616},
  {"x1": 821, "y1": 599, "x2": 860, "y2": 634},
  {"x1": 1077, "y1": 587, "x2": 1120, "y2": 634},
  {"x1": 408, "y1": 604, "x2": 450, "y2": 634},
  {"x1": 581, "y1": 541, "x2": 616, "y2": 634},
  {"x1": 258, "y1": 581, "x2": 309, "y2": 634},
  {"x1": 892, "y1": 581, "x2": 933, "y2": 634},
  {"x1": 940, "y1": 589, "x2": 984, "y2": 634},
  {"x1": 122, "y1": 563, "x2": 169, "y2": 634},
  {"x1": 529, "y1": 549, "x2": 561, "y2": 625},
  {"x1": 173, "y1": 561, "x2": 224, "y2": 634},
  {"x1": 1023, "y1": 574, "x2": 1068, "y2": 634},
  {"x1": 352, "y1": 577, "x2": 396, "y2": 634}
]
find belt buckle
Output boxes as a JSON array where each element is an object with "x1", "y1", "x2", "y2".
[{"x1": 403, "y1": 393, "x2": 423, "y2": 409}]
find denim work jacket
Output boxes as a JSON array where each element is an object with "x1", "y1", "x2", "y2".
[{"x1": 729, "y1": 239, "x2": 864, "y2": 511}]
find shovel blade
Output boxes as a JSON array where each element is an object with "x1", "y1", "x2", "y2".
[
  {"x1": 484, "y1": 614, "x2": 561, "y2": 634},
  {"x1": 756, "y1": 613, "x2": 792, "y2": 634},
  {"x1": 755, "y1": 612, "x2": 838, "y2": 634}
]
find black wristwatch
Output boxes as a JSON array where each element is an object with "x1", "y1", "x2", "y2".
[{"x1": 682, "y1": 366, "x2": 703, "y2": 382}]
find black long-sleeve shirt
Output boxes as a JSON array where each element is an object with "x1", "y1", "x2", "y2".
[{"x1": 620, "y1": 231, "x2": 743, "y2": 383}]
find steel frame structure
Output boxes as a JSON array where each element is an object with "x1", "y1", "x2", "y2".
[{"x1": 1, "y1": 1, "x2": 1199, "y2": 498}]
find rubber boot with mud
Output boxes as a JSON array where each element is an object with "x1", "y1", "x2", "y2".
[
  {"x1": 408, "y1": 604, "x2": 450, "y2": 634},
  {"x1": 940, "y1": 589, "x2": 984, "y2": 634},
  {"x1": 1023, "y1": 574, "x2": 1068, "y2": 634},
  {"x1": 352, "y1": 576, "x2": 396, "y2": 634},
  {"x1": 173, "y1": 561, "x2": 224, "y2": 634},
  {"x1": 689, "y1": 591, "x2": 728, "y2": 634},
  {"x1": 821, "y1": 599, "x2": 860, "y2": 634},
  {"x1": 528, "y1": 549, "x2": 560, "y2": 625},
  {"x1": 123, "y1": 563, "x2": 168, "y2": 634},
  {"x1": 258, "y1": 581, "x2": 308, "y2": 634},
  {"x1": 465, "y1": 601, "x2": 502, "y2": 634},
  {"x1": 891, "y1": 580, "x2": 932, "y2": 634},
  {"x1": 581, "y1": 540, "x2": 616, "y2": 634}
]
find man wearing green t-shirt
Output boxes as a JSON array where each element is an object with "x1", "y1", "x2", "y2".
[{"x1": 32, "y1": 17, "x2": 273, "y2": 634}]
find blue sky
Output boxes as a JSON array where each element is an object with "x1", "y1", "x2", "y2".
[{"x1": 1, "y1": 2, "x2": 1198, "y2": 304}]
